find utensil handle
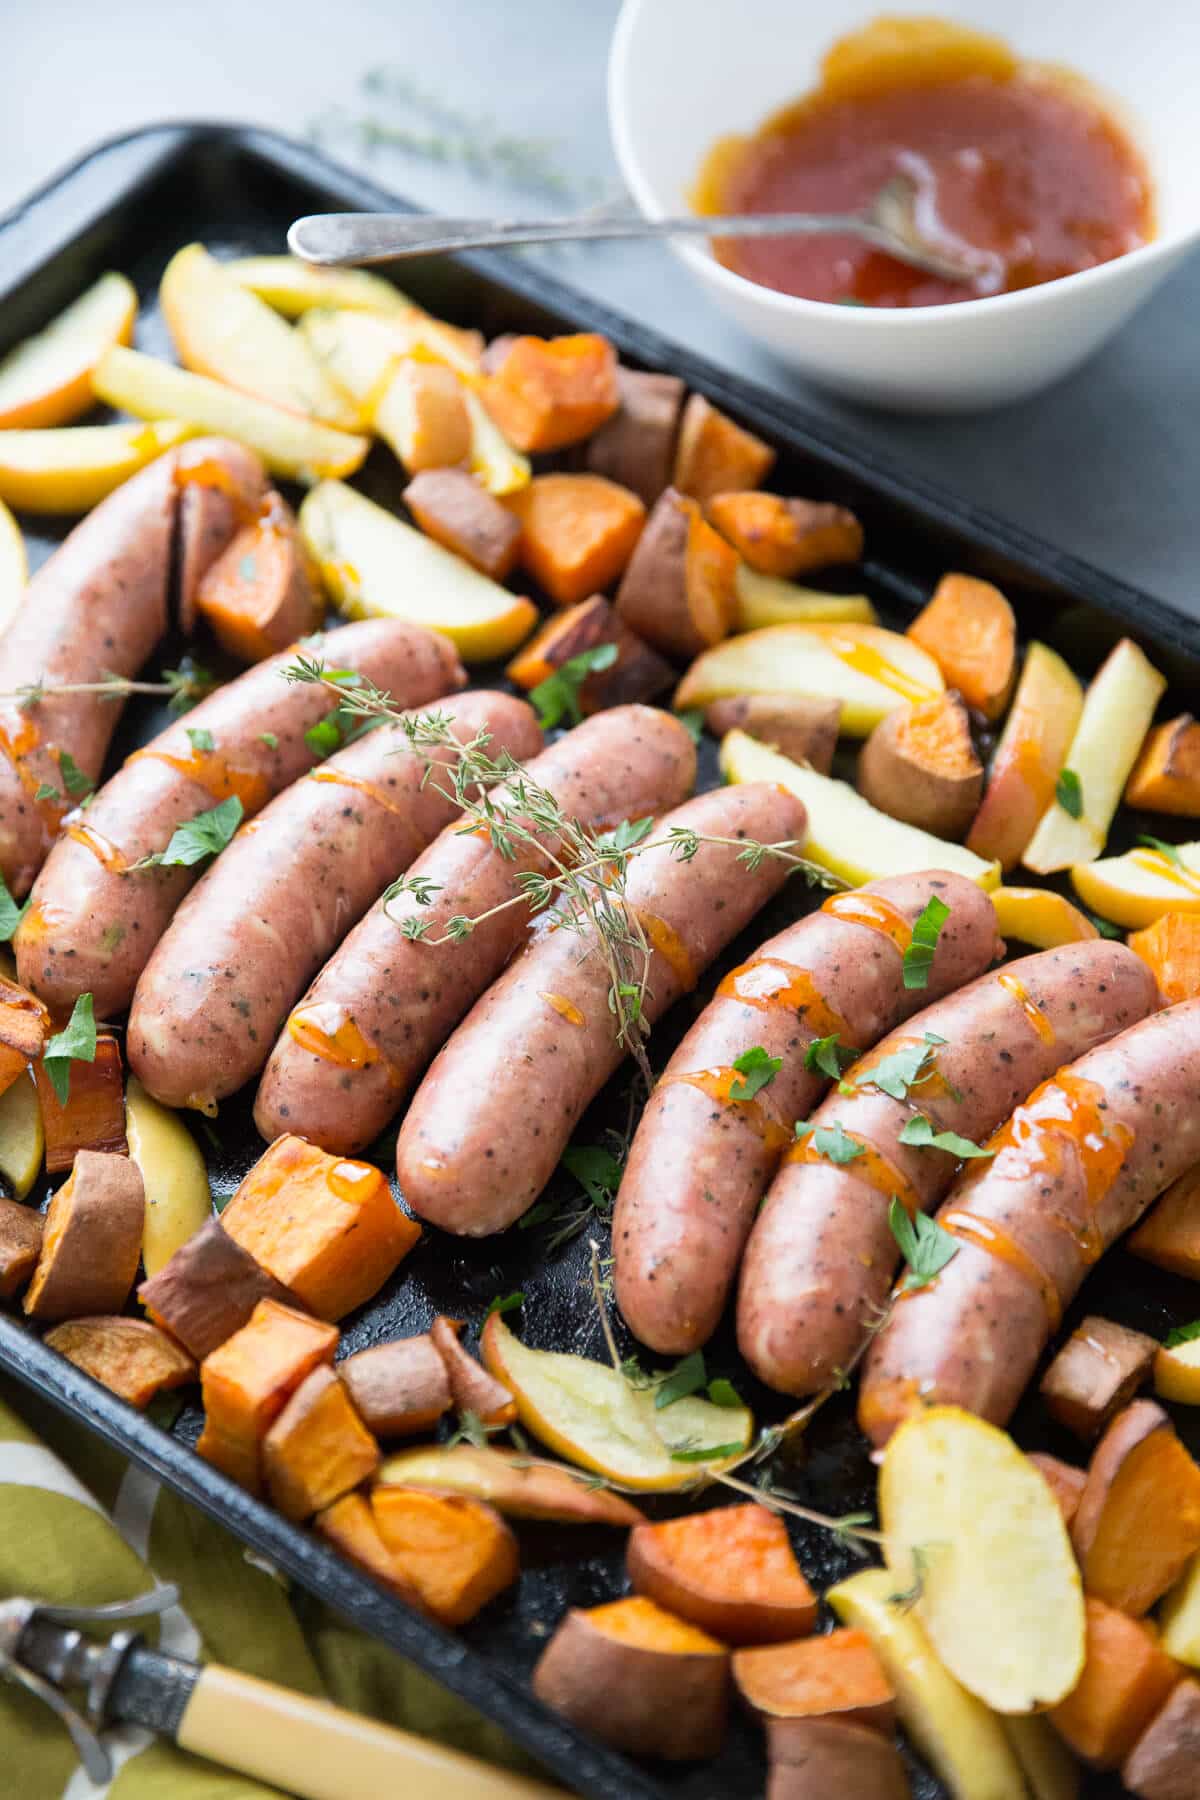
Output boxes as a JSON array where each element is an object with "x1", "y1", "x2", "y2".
[{"x1": 177, "y1": 1663, "x2": 562, "y2": 1799}]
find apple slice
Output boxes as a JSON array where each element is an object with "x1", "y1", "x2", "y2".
[
  {"x1": 299, "y1": 479, "x2": 536, "y2": 662},
  {"x1": 967, "y1": 642, "x2": 1084, "y2": 872},
  {"x1": 297, "y1": 302, "x2": 481, "y2": 388},
  {"x1": 125, "y1": 1077, "x2": 213, "y2": 1279},
  {"x1": 675, "y1": 622, "x2": 942, "y2": 736},
  {"x1": 0, "y1": 500, "x2": 26, "y2": 637},
  {"x1": 733, "y1": 563, "x2": 876, "y2": 631},
  {"x1": 376, "y1": 1443, "x2": 645, "y2": 1525},
  {"x1": 0, "y1": 420, "x2": 196, "y2": 514},
  {"x1": 990, "y1": 887, "x2": 1100, "y2": 949},
  {"x1": 479, "y1": 1313, "x2": 753, "y2": 1491},
  {"x1": 1071, "y1": 841, "x2": 1200, "y2": 930},
  {"x1": 226, "y1": 255, "x2": 412, "y2": 318},
  {"x1": 0, "y1": 271, "x2": 136, "y2": 429},
  {"x1": 0, "y1": 1069, "x2": 44, "y2": 1201},
  {"x1": 93, "y1": 348, "x2": 368, "y2": 483},
  {"x1": 1022, "y1": 639, "x2": 1167, "y2": 873},
  {"x1": 160, "y1": 244, "x2": 361, "y2": 430},
  {"x1": 719, "y1": 729, "x2": 999, "y2": 888}
]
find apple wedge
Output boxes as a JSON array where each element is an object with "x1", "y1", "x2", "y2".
[
  {"x1": 0, "y1": 271, "x2": 136, "y2": 430},
  {"x1": 989, "y1": 887, "x2": 1100, "y2": 949},
  {"x1": 1071, "y1": 840, "x2": 1200, "y2": 929},
  {"x1": 299, "y1": 480, "x2": 536, "y2": 661},
  {"x1": 160, "y1": 244, "x2": 361, "y2": 430},
  {"x1": 125, "y1": 1078, "x2": 212, "y2": 1279},
  {"x1": 0, "y1": 420, "x2": 196, "y2": 514},
  {"x1": 675, "y1": 622, "x2": 942, "y2": 736},
  {"x1": 479, "y1": 1313, "x2": 753, "y2": 1491},
  {"x1": 297, "y1": 301, "x2": 481, "y2": 386},
  {"x1": 226, "y1": 255, "x2": 412, "y2": 318},
  {"x1": 733, "y1": 563, "x2": 876, "y2": 631},
  {"x1": 376, "y1": 1443, "x2": 645, "y2": 1525},
  {"x1": 0, "y1": 500, "x2": 26, "y2": 636},
  {"x1": 93, "y1": 348, "x2": 368, "y2": 483},
  {"x1": 0, "y1": 1069, "x2": 43, "y2": 1201},
  {"x1": 719, "y1": 729, "x2": 999, "y2": 888},
  {"x1": 1022, "y1": 638, "x2": 1167, "y2": 874},
  {"x1": 297, "y1": 308, "x2": 399, "y2": 412},
  {"x1": 967, "y1": 642, "x2": 1084, "y2": 871}
]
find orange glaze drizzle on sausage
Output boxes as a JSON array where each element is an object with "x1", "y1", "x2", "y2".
[
  {"x1": 661, "y1": 1066, "x2": 792, "y2": 1155},
  {"x1": 785, "y1": 1129, "x2": 923, "y2": 1216},
  {"x1": 128, "y1": 745, "x2": 271, "y2": 815},
  {"x1": 10, "y1": 897, "x2": 65, "y2": 952},
  {"x1": 634, "y1": 909, "x2": 696, "y2": 991},
  {"x1": 540, "y1": 991, "x2": 585, "y2": 1026},
  {"x1": 310, "y1": 767, "x2": 408, "y2": 817},
  {"x1": 996, "y1": 971, "x2": 1056, "y2": 1046},
  {"x1": 823, "y1": 889, "x2": 915, "y2": 955},
  {"x1": 0, "y1": 713, "x2": 71, "y2": 843},
  {"x1": 718, "y1": 957, "x2": 849, "y2": 1038},
  {"x1": 938, "y1": 1210, "x2": 1065, "y2": 1331},
  {"x1": 65, "y1": 822, "x2": 128, "y2": 873},
  {"x1": 850, "y1": 1033, "x2": 955, "y2": 1102},
  {"x1": 1131, "y1": 848, "x2": 1200, "y2": 898},
  {"x1": 288, "y1": 1003, "x2": 400, "y2": 1084}
]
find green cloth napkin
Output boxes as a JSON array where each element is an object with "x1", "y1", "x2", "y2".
[{"x1": 0, "y1": 1380, "x2": 540, "y2": 1798}]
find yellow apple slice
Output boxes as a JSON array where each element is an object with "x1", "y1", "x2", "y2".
[
  {"x1": 827, "y1": 1568, "x2": 1029, "y2": 1800},
  {"x1": 376, "y1": 1444, "x2": 644, "y2": 1525},
  {"x1": 733, "y1": 563, "x2": 876, "y2": 631},
  {"x1": 462, "y1": 388, "x2": 531, "y2": 496},
  {"x1": 0, "y1": 500, "x2": 26, "y2": 637},
  {"x1": 0, "y1": 1069, "x2": 44, "y2": 1200},
  {"x1": 967, "y1": 642, "x2": 1084, "y2": 872},
  {"x1": 1001, "y1": 1715, "x2": 1080, "y2": 1800},
  {"x1": 676, "y1": 622, "x2": 942, "y2": 735},
  {"x1": 0, "y1": 271, "x2": 137, "y2": 430},
  {"x1": 226, "y1": 255, "x2": 412, "y2": 318},
  {"x1": 479, "y1": 1313, "x2": 753, "y2": 1491},
  {"x1": 1071, "y1": 840, "x2": 1200, "y2": 929},
  {"x1": 1154, "y1": 1336, "x2": 1200, "y2": 1405},
  {"x1": 1023, "y1": 638, "x2": 1167, "y2": 873},
  {"x1": 93, "y1": 348, "x2": 368, "y2": 483},
  {"x1": 299, "y1": 479, "x2": 536, "y2": 661},
  {"x1": 160, "y1": 244, "x2": 361, "y2": 430},
  {"x1": 298, "y1": 308, "x2": 399, "y2": 412},
  {"x1": 297, "y1": 302, "x2": 481, "y2": 390},
  {"x1": 719, "y1": 729, "x2": 999, "y2": 888},
  {"x1": 880, "y1": 1406, "x2": 1085, "y2": 1712},
  {"x1": 125, "y1": 1077, "x2": 213, "y2": 1278},
  {"x1": 0, "y1": 421, "x2": 197, "y2": 514},
  {"x1": 990, "y1": 887, "x2": 1099, "y2": 949},
  {"x1": 1160, "y1": 1552, "x2": 1200, "y2": 1667}
]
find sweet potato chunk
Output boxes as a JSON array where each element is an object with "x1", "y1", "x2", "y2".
[
  {"x1": 857, "y1": 691, "x2": 984, "y2": 839},
  {"x1": 1125, "y1": 715, "x2": 1200, "y2": 816},
  {"x1": 196, "y1": 1297, "x2": 337, "y2": 1493},
  {"x1": 338, "y1": 1334, "x2": 452, "y2": 1437},
  {"x1": 375, "y1": 358, "x2": 470, "y2": 472},
  {"x1": 734, "y1": 1629, "x2": 896, "y2": 1741},
  {"x1": 581, "y1": 367, "x2": 685, "y2": 507},
  {"x1": 1050, "y1": 1597, "x2": 1179, "y2": 1768},
  {"x1": 0, "y1": 1198, "x2": 42, "y2": 1299},
  {"x1": 1029, "y1": 1453, "x2": 1089, "y2": 1528},
  {"x1": 480, "y1": 333, "x2": 619, "y2": 452},
  {"x1": 767, "y1": 1718, "x2": 911, "y2": 1800},
  {"x1": 533, "y1": 1596, "x2": 729, "y2": 1760},
  {"x1": 34, "y1": 1034, "x2": 127, "y2": 1174},
  {"x1": 24, "y1": 1151, "x2": 144, "y2": 1322},
  {"x1": 0, "y1": 976, "x2": 49, "y2": 1101},
  {"x1": 1040, "y1": 1317, "x2": 1158, "y2": 1442},
  {"x1": 138, "y1": 1217, "x2": 297, "y2": 1361},
  {"x1": 263, "y1": 1364, "x2": 380, "y2": 1519},
  {"x1": 370, "y1": 1486, "x2": 518, "y2": 1626},
  {"x1": 704, "y1": 695, "x2": 841, "y2": 772},
  {"x1": 673, "y1": 393, "x2": 775, "y2": 502},
  {"x1": 44, "y1": 1315, "x2": 196, "y2": 1409},
  {"x1": 429, "y1": 1316, "x2": 516, "y2": 1425},
  {"x1": 1130, "y1": 914, "x2": 1200, "y2": 1006},
  {"x1": 194, "y1": 489, "x2": 322, "y2": 663},
  {"x1": 314, "y1": 1491, "x2": 426, "y2": 1609},
  {"x1": 616, "y1": 486, "x2": 738, "y2": 661},
  {"x1": 508, "y1": 473, "x2": 645, "y2": 606},
  {"x1": 1123, "y1": 1677, "x2": 1200, "y2": 1799},
  {"x1": 628, "y1": 1503, "x2": 816, "y2": 1644},
  {"x1": 505, "y1": 593, "x2": 673, "y2": 714},
  {"x1": 707, "y1": 492, "x2": 863, "y2": 578},
  {"x1": 907, "y1": 573, "x2": 1017, "y2": 720},
  {"x1": 1130, "y1": 1165, "x2": 1200, "y2": 1281},
  {"x1": 1072, "y1": 1401, "x2": 1200, "y2": 1614},
  {"x1": 220, "y1": 1134, "x2": 419, "y2": 1321},
  {"x1": 403, "y1": 468, "x2": 520, "y2": 580}
]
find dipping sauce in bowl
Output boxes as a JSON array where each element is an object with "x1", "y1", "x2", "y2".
[{"x1": 695, "y1": 15, "x2": 1154, "y2": 307}]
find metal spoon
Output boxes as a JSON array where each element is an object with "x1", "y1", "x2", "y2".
[{"x1": 287, "y1": 174, "x2": 998, "y2": 285}]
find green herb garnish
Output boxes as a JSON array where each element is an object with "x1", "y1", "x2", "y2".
[
  {"x1": 730, "y1": 1045, "x2": 782, "y2": 1101},
  {"x1": 529, "y1": 643, "x2": 619, "y2": 730},
  {"x1": 43, "y1": 993, "x2": 98, "y2": 1106},
  {"x1": 902, "y1": 896, "x2": 950, "y2": 992},
  {"x1": 1056, "y1": 769, "x2": 1083, "y2": 819},
  {"x1": 888, "y1": 1197, "x2": 958, "y2": 1291}
]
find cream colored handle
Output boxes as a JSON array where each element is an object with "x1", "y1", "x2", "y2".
[{"x1": 177, "y1": 1663, "x2": 565, "y2": 1799}]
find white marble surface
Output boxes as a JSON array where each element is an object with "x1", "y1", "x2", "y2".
[{"x1": 3, "y1": 0, "x2": 1198, "y2": 621}]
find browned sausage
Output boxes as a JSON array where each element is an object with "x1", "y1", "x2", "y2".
[
  {"x1": 396, "y1": 782, "x2": 808, "y2": 1236},
  {"x1": 128, "y1": 690, "x2": 541, "y2": 1111},
  {"x1": 858, "y1": 999, "x2": 1200, "y2": 1446},
  {"x1": 613, "y1": 873, "x2": 1000, "y2": 1355},
  {"x1": 253, "y1": 705, "x2": 697, "y2": 1154},
  {"x1": 15, "y1": 619, "x2": 465, "y2": 1019},
  {"x1": 740, "y1": 941, "x2": 1160, "y2": 1398}
]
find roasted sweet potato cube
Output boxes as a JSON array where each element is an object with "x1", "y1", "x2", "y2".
[
  {"x1": 430, "y1": 1316, "x2": 516, "y2": 1425},
  {"x1": 337, "y1": 1334, "x2": 453, "y2": 1437},
  {"x1": 581, "y1": 368, "x2": 685, "y2": 507},
  {"x1": 403, "y1": 468, "x2": 520, "y2": 580},
  {"x1": 0, "y1": 977, "x2": 49, "y2": 1100},
  {"x1": 263, "y1": 1364, "x2": 380, "y2": 1519},
  {"x1": 704, "y1": 695, "x2": 840, "y2": 773},
  {"x1": 34, "y1": 1033, "x2": 127, "y2": 1174},
  {"x1": 480, "y1": 333, "x2": 619, "y2": 452},
  {"x1": 767, "y1": 1718, "x2": 911, "y2": 1800},
  {"x1": 508, "y1": 473, "x2": 646, "y2": 606},
  {"x1": 138, "y1": 1217, "x2": 298, "y2": 1361},
  {"x1": 615, "y1": 486, "x2": 738, "y2": 662},
  {"x1": 1130, "y1": 1165, "x2": 1200, "y2": 1280},
  {"x1": 1040, "y1": 1316, "x2": 1158, "y2": 1441},
  {"x1": 314, "y1": 1491, "x2": 426, "y2": 1608},
  {"x1": 1028, "y1": 1452, "x2": 1089, "y2": 1527},
  {"x1": 23, "y1": 1151, "x2": 144, "y2": 1322},
  {"x1": 734, "y1": 1630, "x2": 896, "y2": 1741},
  {"x1": 1072, "y1": 1401, "x2": 1200, "y2": 1615},
  {"x1": 1050, "y1": 1597, "x2": 1179, "y2": 1768},
  {"x1": 1129, "y1": 914, "x2": 1200, "y2": 1006},
  {"x1": 44, "y1": 1315, "x2": 196, "y2": 1409},
  {"x1": 220, "y1": 1134, "x2": 419, "y2": 1321},
  {"x1": 906, "y1": 573, "x2": 1017, "y2": 721},
  {"x1": 0, "y1": 1197, "x2": 42, "y2": 1299},
  {"x1": 196, "y1": 1297, "x2": 338, "y2": 1493},
  {"x1": 673, "y1": 393, "x2": 775, "y2": 502},
  {"x1": 371, "y1": 1486, "x2": 518, "y2": 1626},
  {"x1": 1125, "y1": 714, "x2": 1200, "y2": 815},
  {"x1": 505, "y1": 594, "x2": 673, "y2": 715},
  {"x1": 194, "y1": 489, "x2": 322, "y2": 664},
  {"x1": 628, "y1": 1503, "x2": 816, "y2": 1644},
  {"x1": 707, "y1": 492, "x2": 863, "y2": 579},
  {"x1": 1122, "y1": 1676, "x2": 1200, "y2": 1799}
]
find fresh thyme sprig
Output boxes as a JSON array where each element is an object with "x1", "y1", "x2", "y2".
[{"x1": 2, "y1": 666, "x2": 215, "y2": 713}]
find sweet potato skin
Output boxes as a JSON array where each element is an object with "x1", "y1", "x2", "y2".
[
  {"x1": 1040, "y1": 1317, "x2": 1158, "y2": 1441},
  {"x1": 1072, "y1": 1402, "x2": 1200, "y2": 1615},
  {"x1": 856, "y1": 692, "x2": 983, "y2": 839},
  {"x1": 707, "y1": 492, "x2": 863, "y2": 578},
  {"x1": 480, "y1": 333, "x2": 620, "y2": 452},
  {"x1": 23, "y1": 1151, "x2": 144, "y2": 1322},
  {"x1": 337, "y1": 1334, "x2": 452, "y2": 1437},
  {"x1": 194, "y1": 490, "x2": 321, "y2": 663},
  {"x1": 581, "y1": 367, "x2": 685, "y2": 507},
  {"x1": 262, "y1": 1363, "x2": 380, "y2": 1519},
  {"x1": 907, "y1": 573, "x2": 1017, "y2": 720},
  {"x1": 403, "y1": 468, "x2": 520, "y2": 580},
  {"x1": 196, "y1": 1297, "x2": 338, "y2": 1494},
  {"x1": 615, "y1": 486, "x2": 738, "y2": 661},
  {"x1": 673, "y1": 393, "x2": 775, "y2": 502},
  {"x1": 44, "y1": 1315, "x2": 196, "y2": 1408},
  {"x1": 505, "y1": 593, "x2": 673, "y2": 714},
  {"x1": 376, "y1": 1443, "x2": 645, "y2": 1525},
  {"x1": 508, "y1": 473, "x2": 646, "y2": 606},
  {"x1": 370, "y1": 1486, "x2": 519, "y2": 1626},
  {"x1": 1029, "y1": 1453, "x2": 1089, "y2": 1528},
  {"x1": 734, "y1": 1630, "x2": 896, "y2": 1736},
  {"x1": 0, "y1": 1197, "x2": 42, "y2": 1299},
  {"x1": 1050, "y1": 1597, "x2": 1180, "y2": 1768},
  {"x1": 1129, "y1": 1165, "x2": 1200, "y2": 1280},
  {"x1": 627, "y1": 1503, "x2": 816, "y2": 1644},
  {"x1": 766, "y1": 1718, "x2": 911, "y2": 1800},
  {"x1": 1122, "y1": 1677, "x2": 1200, "y2": 1799},
  {"x1": 1125, "y1": 714, "x2": 1200, "y2": 815},
  {"x1": 704, "y1": 695, "x2": 840, "y2": 772},
  {"x1": 138, "y1": 1217, "x2": 298, "y2": 1361},
  {"x1": 430, "y1": 1316, "x2": 516, "y2": 1425}
]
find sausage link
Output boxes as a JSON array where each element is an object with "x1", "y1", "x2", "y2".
[
  {"x1": 739, "y1": 940, "x2": 1159, "y2": 1397},
  {"x1": 128, "y1": 690, "x2": 540, "y2": 1111},
  {"x1": 253, "y1": 705, "x2": 697, "y2": 1154},
  {"x1": 612, "y1": 872, "x2": 1000, "y2": 1355},
  {"x1": 859, "y1": 999, "x2": 1200, "y2": 1444},
  {"x1": 16, "y1": 618, "x2": 464, "y2": 1019},
  {"x1": 396, "y1": 782, "x2": 808, "y2": 1236}
]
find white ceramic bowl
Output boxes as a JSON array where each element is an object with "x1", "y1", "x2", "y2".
[{"x1": 609, "y1": 0, "x2": 1200, "y2": 411}]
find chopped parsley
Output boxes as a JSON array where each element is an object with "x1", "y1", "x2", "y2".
[
  {"x1": 529, "y1": 642, "x2": 619, "y2": 730},
  {"x1": 794, "y1": 1118, "x2": 865, "y2": 1164},
  {"x1": 889, "y1": 1197, "x2": 958, "y2": 1291},
  {"x1": 902, "y1": 896, "x2": 950, "y2": 992},
  {"x1": 730, "y1": 1045, "x2": 782, "y2": 1101},
  {"x1": 42, "y1": 993, "x2": 98, "y2": 1106},
  {"x1": 1056, "y1": 769, "x2": 1083, "y2": 819},
  {"x1": 898, "y1": 1114, "x2": 992, "y2": 1159},
  {"x1": 804, "y1": 1033, "x2": 855, "y2": 1081}
]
